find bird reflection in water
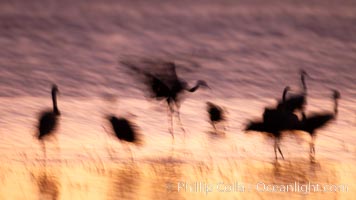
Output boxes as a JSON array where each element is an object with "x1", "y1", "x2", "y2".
[
  {"x1": 34, "y1": 170, "x2": 60, "y2": 200},
  {"x1": 107, "y1": 164, "x2": 140, "y2": 200},
  {"x1": 240, "y1": 159, "x2": 338, "y2": 199},
  {"x1": 148, "y1": 161, "x2": 184, "y2": 200}
]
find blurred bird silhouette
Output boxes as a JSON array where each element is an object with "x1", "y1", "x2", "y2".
[
  {"x1": 263, "y1": 86, "x2": 300, "y2": 133},
  {"x1": 37, "y1": 84, "x2": 60, "y2": 159},
  {"x1": 246, "y1": 86, "x2": 301, "y2": 161},
  {"x1": 105, "y1": 115, "x2": 141, "y2": 160},
  {"x1": 298, "y1": 90, "x2": 340, "y2": 160},
  {"x1": 206, "y1": 102, "x2": 225, "y2": 134},
  {"x1": 277, "y1": 70, "x2": 309, "y2": 113},
  {"x1": 107, "y1": 115, "x2": 140, "y2": 144},
  {"x1": 121, "y1": 59, "x2": 209, "y2": 139}
]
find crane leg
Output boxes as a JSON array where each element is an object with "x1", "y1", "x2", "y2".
[
  {"x1": 40, "y1": 140, "x2": 47, "y2": 166},
  {"x1": 212, "y1": 122, "x2": 217, "y2": 134},
  {"x1": 167, "y1": 105, "x2": 174, "y2": 141},
  {"x1": 274, "y1": 138, "x2": 284, "y2": 160},
  {"x1": 312, "y1": 136, "x2": 316, "y2": 156},
  {"x1": 102, "y1": 124, "x2": 117, "y2": 159},
  {"x1": 176, "y1": 109, "x2": 186, "y2": 137},
  {"x1": 54, "y1": 136, "x2": 62, "y2": 164},
  {"x1": 277, "y1": 146, "x2": 285, "y2": 160},
  {"x1": 309, "y1": 143, "x2": 313, "y2": 154},
  {"x1": 124, "y1": 143, "x2": 134, "y2": 162},
  {"x1": 53, "y1": 136, "x2": 60, "y2": 155},
  {"x1": 309, "y1": 136, "x2": 316, "y2": 162},
  {"x1": 274, "y1": 139, "x2": 278, "y2": 161}
]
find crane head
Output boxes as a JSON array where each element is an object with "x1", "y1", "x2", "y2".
[
  {"x1": 332, "y1": 90, "x2": 341, "y2": 99},
  {"x1": 300, "y1": 69, "x2": 309, "y2": 77},
  {"x1": 284, "y1": 86, "x2": 291, "y2": 92},
  {"x1": 51, "y1": 84, "x2": 59, "y2": 93}
]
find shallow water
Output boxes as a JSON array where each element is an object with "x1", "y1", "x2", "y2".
[{"x1": 0, "y1": 0, "x2": 355, "y2": 199}]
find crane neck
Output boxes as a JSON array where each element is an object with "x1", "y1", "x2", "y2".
[
  {"x1": 301, "y1": 74, "x2": 307, "y2": 94},
  {"x1": 52, "y1": 90, "x2": 60, "y2": 115},
  {"x1": 333, "y1": 97, "x2": 339, "y2": 116},
  {"x1": 282, "y1": 88, "x2": 289, "y2": 102}
]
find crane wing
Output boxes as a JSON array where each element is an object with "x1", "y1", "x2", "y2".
[{"x1": 120, "y1": 59, "x2": 172, "y2": 100}]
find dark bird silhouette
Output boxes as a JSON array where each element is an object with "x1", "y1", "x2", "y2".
[
  {"x1": 298, "y1": 90, "x2": 340, "y2": 160},
  {"x1": 105, "y1": 115, "x2": 141, "y2": 160},
  {"x1": 246, "y1": 87, "x2": 301, "y2": 161},
  {"x1": 246, "y1": 111, "x2": 289, "y2": 161},
  {"x1": 37, "y1": 84, "x2": 60, "y2": 158},
  {"x1": 121, "y1": 60, "x2": 209, "y2": 139},
  {"x1": 277, "y1": 70, "x2": 308, "y2": 113},
  {"x1": 263, "y1": 107, "x2": 300, "y2": 132},
  {"x1": 206, "y1": 102, "x2": 225, "y2": 133},
  {"x1": 107, "y1": 115, "x2": 140, "y2": 144},
  {"x1": 263, "y1": 86, "x2": 300, "y2": 132}
]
